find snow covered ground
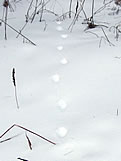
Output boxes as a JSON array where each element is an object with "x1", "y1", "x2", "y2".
[{"x1": 0, "y1": 0, "x2": 121, "y2": 161}]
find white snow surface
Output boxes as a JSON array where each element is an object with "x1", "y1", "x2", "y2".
[{"x1": 0, "y1": 0, "x2": 121, "y2": 161}]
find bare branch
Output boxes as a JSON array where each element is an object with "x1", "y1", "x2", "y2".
[
  {"x1": 0, "y1": 19, "x2": 36, "y2": 46},
  {"x1": 0, "y1": 124, "x2": 56, "y2": 145}
]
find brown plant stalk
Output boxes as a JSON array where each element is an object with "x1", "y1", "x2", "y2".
[
  {"x1": 12, "y1": 68, "x2": 19, "y2": 109},
  {"x1": 0, "y1": 124, "x2": 56, "y2": 145}
]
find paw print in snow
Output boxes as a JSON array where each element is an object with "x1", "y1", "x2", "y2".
[{"x1": 56, "y1": 127, "x2": 68, "y2": 137}]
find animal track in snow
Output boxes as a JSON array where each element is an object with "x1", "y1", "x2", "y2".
[
  {"x1": 61, "y1": 34, "x2": 68, "y2": 39},
  {"x1": 56, "y1": 127, "x2": 68, "y2": 137},
  {"x1": 57, "y1": 46, "x2": 63, "y2": 51},
  {"x1": 56, "y1": 21, "x2": 62, "y2": 25},
  {"x1": 57, "y1": 99, "x2": 67, "y2": 110},
  {"x1": 60, "y1": 58, "x2": 68, "y2": 65},
  {"x1": 56, "y1": 26, "x2": 64, "y2": 31},
  {"x1": 51, "y1": 74, "x2": 60, "y2": 82}
]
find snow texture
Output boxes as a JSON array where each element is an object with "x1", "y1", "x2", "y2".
[{"x1": 0, "y1": 0, "x2": 121, "y2": 161}]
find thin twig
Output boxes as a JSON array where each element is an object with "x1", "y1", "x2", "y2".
[
  {"x1": 3, "y1": 0, "x2": 9, "y2": 40},
  {"x1": 4, "y1": 4, "x2": 8, "y2": 40},
  {"x1": 85, "y1": 30, "x2": 99, "y2": 38},
  {"x1": 0, "y1": 124, "x2": 56, "y2": 145},
  {"x1": 26, "y1": 0, "x2": 34, "y2": 22},
  {"x1": 25, "y1": 133, "x2": 32, "y2": 150},
  {"x1": 39, "y1": 0, "x2": 44, "y2": 22},
  {"x1": 0, "y1": 19, "x2": 36, "y2": 45},
  {"x1": 0, "y1": 133, "x2": 21, "y2": 143},
  {"x1": 31, "y1": 0, "x2": 39, "y2": 23},
  {"x1": 101, "y1": 27, "x2": 114, "y2": 46},
  {"x1": 68, "y1": 0, "x2": 86, "y2": 31},
  {"x1": 12, "y1": 68, "x2": 19, "y2": 109},
  {"x1": 91, "y1": 0, "x2": 95, "y2": 24},
  {"x1": 69, "y1": 0, "x2": 73, "y2": 18},
  {"x1": 17, "y1": 158, "x2": 28, "y2": 161}
]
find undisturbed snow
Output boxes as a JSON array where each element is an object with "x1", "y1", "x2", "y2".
[{"x1": 0, "y1": 1, "x2": 121, "y2": 161}]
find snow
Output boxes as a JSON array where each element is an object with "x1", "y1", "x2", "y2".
[
  {"x1": 57, "y1": 45, "x2": 64, "y2": 51},
  {"x1": 61, "y1": 34, "x2": 68, "y2": 39},
  {"x1": 0, "y1": 0, "x2": 121, "y2": 161},
  {"x1": 57, "y1": 99, "x2": 67, "y2": 110},
  {"x1": 60, "y1": 58, "x2": 68, "y2": 65},
  {"x1": 51, "y1": 74, "x2": 61, "y2": 82},
  {"x1": 56, "y1": 26, "x2": 64, "y2": 31},
  {"x1": 56, "y1": 127, "x2": 68, "y2": 137}
]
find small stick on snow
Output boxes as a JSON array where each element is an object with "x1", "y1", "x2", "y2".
[
  {"x1": 0, "y1": 19, "x2": 36, "y2": 46},
  {"x1": 25, "y1": 132, "x2": 32, "y2": 150},
  {"x1": 0, "y1": 124, "x2": 56, "y2": 145},
  {"x1": 17, "y1": 158, "x2": 28, "y2": 161},
  {"x1": 0, "y1": 133, "x2": 21, "y2": 143}
]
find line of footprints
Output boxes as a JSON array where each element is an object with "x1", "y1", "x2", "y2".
[{"x1": 51, "y1": 21, "x2": 69, "y2": 138}]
